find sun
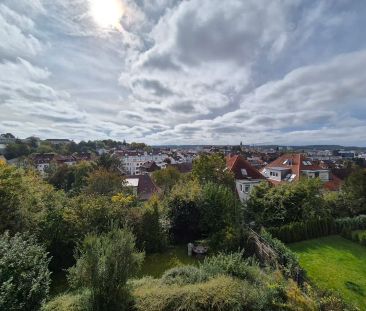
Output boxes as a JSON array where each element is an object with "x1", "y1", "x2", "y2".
[{"x1": 89, "y1": 0, "x2": 124, "y2": 30}]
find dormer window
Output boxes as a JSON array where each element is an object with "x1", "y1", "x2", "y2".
[{"x1": 241, "y1": 169, "x2": 247, "y2": 176}]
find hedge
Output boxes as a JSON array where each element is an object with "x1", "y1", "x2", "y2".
[{"x1": 268, "y1": 215, "x2": 366, "y2": 243}]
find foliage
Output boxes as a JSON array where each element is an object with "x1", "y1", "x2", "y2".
[
  {"x1": 95, "y1": 153, "x2": 120, "y2": 172},
  {"x1": 4, "y1": 140, "x2": 31, "y2": 159},
  {"x1": 342, "y1": 168, "x2": 366, "y2": 215},
  {"x1": 200, "y1": 182, "x2": 244, "y2": 251},
  {"x1": 268, "y1": 218, "x2": 337, "y2": 243},
  {"x1": 246, "y1": 178, "x2": 329, "y2": 227},
  {"x1": 200, "y1": 251, "x2": 262, "y2": 284},
  {"x1": 0, "y1": 231, "x2": 51, "y2": 311},
  {"x1": 335, "y1": 214, "x2": 366, "y2": 231},
  {"x1": 161, "y1": 265, "x2": 208, "y2": 285},
  {"x1": 0, "y1": 163, "x2": 62, "y2": 234},
  {"x1": 132, "y1": 252, "x2": 320, "y2": 311},
  {"x1": 47, "y1": 161, "x2": 95, "y2": 194},
  {"x1": 259, "y1": 230, "x2": 301, "y2": 279},
  {"x1": 167, "y1": 178, "x2": 203, "y2": 243},
  {"x1": 42, "y1": 290, "x2": 91, "y2": 311},
  {"x1": 139, "y1": 196, "x2": 168, "y2": 253},
  {"x1": 84, "y1": 168, "x2": 125, "y2": 195},
  {"x1": 192, "y1": 153, "x2": 234, "y2": 187},
  {"x1": 152, "y1": 166, "x2": 180, "y2": 193},
  {"x1": 68, "y1": 227, "x2": 144, "y2": 311}
]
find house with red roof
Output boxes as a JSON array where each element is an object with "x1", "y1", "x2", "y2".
[
  {"x1": 226, "y1": 154, "x2": 266, "y2": 202},
  {"x1": 261, "y1": 153, "x2": 342, "y2": 190}
]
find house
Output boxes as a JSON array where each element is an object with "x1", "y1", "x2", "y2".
[
  {"x1": 32, "y1": 153, "x2": 56, "y2": 175},
  {"x1": 140, "y1": 161, "x2": 161, "y2": 174},
  {"x1": 125, "y1": 174, "x2": 160, "y2": 200},
  {"x1": 226, "y1": 154, "x2": 265, "y2": 202},
  {"x1": 262, "y1": 153, "x2": 342, "y2": 190},
  {"x1": 56, "y1": 155, "x2": 77, "y2": 166}
]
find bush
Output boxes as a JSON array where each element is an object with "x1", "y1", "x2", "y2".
[
  {"x1": 161, "y1": 265, "x2": 208, "y2": 285},
  {"x1": 42, "y1": 290, "x2": 91, "y2": 311},
  {"x1": 133, "y1": 275, "x2": 265, "y2": 311},
  {"x1": 0, "y1": 231, "x2": 51, "y2": 311},
  {"x1": 200, "y1": 251, "x2": 262, "y2": 284},
  {"x1": 335, "y1": 215, "x2": 366, "y2": 231},
  {"x1": 68, "y1": 227, "x2": 144, "y2": 311},
  {"x1": 259, "y1": 230, "x2": 301, "y2": 280}
]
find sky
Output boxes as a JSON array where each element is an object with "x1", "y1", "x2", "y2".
[{"x1": 1, "y1": 0, "x2": 366, "y2": 146}]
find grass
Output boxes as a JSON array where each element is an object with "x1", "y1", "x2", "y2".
[
  {"x1": 138, "y1": 245, "x2": 201, "y2": 278},
  {"x1": 289, "y1": 235, "x2": 366, "y2": 309}
]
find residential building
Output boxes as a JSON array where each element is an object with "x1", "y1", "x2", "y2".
[
  {"x1": 32, "y1": 153, "x2": 56, "y2": 176},
  {"x1": 115, "y1": 150, "x2": 169, "y2": 175},
  {"x1": 262, "y1": 153, "x2": 342, "y2": 190},
  {"x1": 140, "y1": 161, "x2": 161, "y2": 174},
  {"x1": 125, "y1": 174, "x2": 160, "y2": 200},
  {"x1": 226, "y1": 154, "x2": 265, "y2": 202}
]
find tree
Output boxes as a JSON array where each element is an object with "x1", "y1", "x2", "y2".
[
  {"x1": 96, "y1": 153, "x2": 120, "y2": 172},
  {"x1": 4, "y1": 141, "x2": 30, "y2": 159},
  {"x1": 47, "y1": 161, "x2": 95, "y2": 193},
  {"x1": 342, "y1": 168, "x2": 366, "y2": 215},
  {"x1": 68, "y1": 227, "x2": 144, "y2": 311},
  {"x1": 0, "y1": 231, "x2": 51, "y2": 311},
  {"x1": 192, "y1": 153, "x2": 234, "y2": 187},
  {"x1": 168, "y1": 178, "x2": 203, "y2": 243},
  {"x1": 152, "y1": 166, "x2": 180, "y2": 193},
  {"x1": 85, "y1": 168, "x2": 125, "y2": 195},
  {"x1": 199, "y1": 182, "x2": 243, "y2": 251},
  {"x1": 140, "y1": 196, "x2": 167, "y2": 253},
  {"x1": 245, "y1": 179, "x2": 329, "y2": 227}
]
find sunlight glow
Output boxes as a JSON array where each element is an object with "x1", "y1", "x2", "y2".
[{"x1": 89, "y1": 0, "x2": 124, "y2": 30}]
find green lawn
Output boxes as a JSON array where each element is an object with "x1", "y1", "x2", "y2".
[
  {"x1": 289, "y1": 235, "x2": 366, "y2": 309},
  {"x1": 138, "y1": 245, "x2": 201, "y2": 278}
]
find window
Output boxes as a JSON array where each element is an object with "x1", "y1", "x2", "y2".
[
  {"x1": 244, "y1": 185, "x2": 250, "y2": 193},
  {"x1": 241, "y1": 169, "x2": 247, "y2": 176},
  {"x1": 315, "y1": 172, "x2": 319, "y2": 178}
]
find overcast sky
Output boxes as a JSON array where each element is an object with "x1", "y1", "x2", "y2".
[{"x1": 1, "y1": 0, "x2": 366, "y2": 145}]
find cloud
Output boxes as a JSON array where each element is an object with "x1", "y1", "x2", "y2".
[{"x1": 0, "y1": 0, "x2": 366, "y2": 145}]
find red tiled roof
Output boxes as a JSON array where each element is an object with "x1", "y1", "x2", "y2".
[
  {"x1": 266, "y1": 153, "x2": 326, "y2": 182},
  {"x1": 226, "y1": 155, "x2": 264, "y2": 180}
]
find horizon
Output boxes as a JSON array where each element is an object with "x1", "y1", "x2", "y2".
[{"x1": 1, "y1": 1, "x2": 366, "y2": 145}]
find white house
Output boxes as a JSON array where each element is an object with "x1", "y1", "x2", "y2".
[{"x1": 226, "y1": 154, "x2": 266, "y2": 202}]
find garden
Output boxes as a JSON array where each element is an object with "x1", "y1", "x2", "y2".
[{"x1": 290, "y1": 235, "x2": 366, "y2": 309}]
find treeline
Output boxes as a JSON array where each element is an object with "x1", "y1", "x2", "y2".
[{"x1": 2, "y1": 132, "x2": 152, "y2": 160}]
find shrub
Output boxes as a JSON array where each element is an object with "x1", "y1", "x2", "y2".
[
  {"x1": 259, "y1": 230, "x2": 302, "y2": 280},
  {"x1": 133, "y1": 275, "x2": 265, "y2": 311},
  {"x1": 42, "y1": 290, "x2": 91, "y2": 311},
  {"x1": 200, "y1": 251, "x2": 262, "y2": 284},
  {"x1": 68, "y1": 227, "x2": 144, "y2": 311},
  {"x1": 161, "y1": 265, "x2": 208, "y2": 285},
  {"x1": 0, "y1": 231, "x2": 51, "y2": 311}
]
